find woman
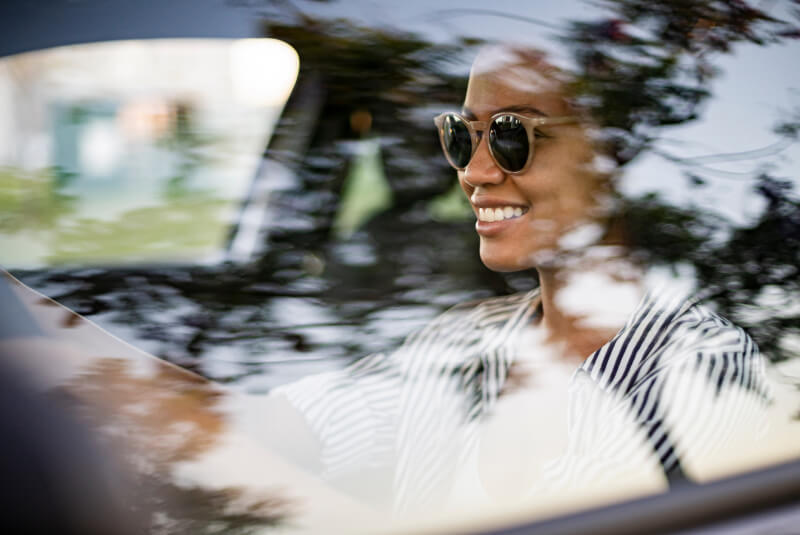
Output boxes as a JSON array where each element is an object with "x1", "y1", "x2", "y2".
[
  {"x1": 270, "y1": 45, "x2": 771, "y2": 514},
  {"x1": 436, "y1": 46, "x2": 634, "y2": 362}
]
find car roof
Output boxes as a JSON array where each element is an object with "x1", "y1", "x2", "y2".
[{"x1": 0, "y1": 0, "x2": 259, "y2": 58}]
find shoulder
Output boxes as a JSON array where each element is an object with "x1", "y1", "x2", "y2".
[
  {"x1": 658, "y1": 294, "x2": 756, "y2": 357},
  {"x1": 620, "y1": 287, "x2": 756, "y2": 356},
  {"x1": 622, "y1": 290, "x2": 766, "y2": 397},
  {"x1": 584, "y1": 286, "x2": 764, "y2": 395},
  {"x1": 627, "y1": 272, "x2": 758, "y2": 358}
]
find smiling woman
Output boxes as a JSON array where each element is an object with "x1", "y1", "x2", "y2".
[
  {"x1": 3, "y1": 0, "x2": 800, "y2": 533},
  {"x1": 447, "y1": 46, "x2": 625, "y2": 357},
  {"x1": 264, "y1": 43, "x2": 778, "y2": 517},
  {"x1": 453, "y1": 47, "x2": 601, "y2": 272}
]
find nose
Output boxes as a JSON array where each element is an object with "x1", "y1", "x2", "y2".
[{"x1": 462, "y1": 134, "x2": 505, "y2": 188}]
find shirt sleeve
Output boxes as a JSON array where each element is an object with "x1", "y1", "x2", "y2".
[
  {"x1": 618, "y1": 308, "x2": 771, "y2": 482},
  {"x1": 543, "y1": 301, "x2": 772, "y2": 490}
]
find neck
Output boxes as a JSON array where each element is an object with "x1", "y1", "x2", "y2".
[{"x1": 536, "y1": 246, "x2": 643, "y2": 362}]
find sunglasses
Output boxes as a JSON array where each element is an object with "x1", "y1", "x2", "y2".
[{"x1": 433, "y1": 112, "x2": 577, "y2": 175}]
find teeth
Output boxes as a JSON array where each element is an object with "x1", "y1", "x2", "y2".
[{"x1": 477, "y1": 206, "x2": 526, "y2": 222}]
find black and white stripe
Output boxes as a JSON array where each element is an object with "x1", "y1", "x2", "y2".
[
  {"x1": 550, "y1": 289, "x2": 770, "y2": 488},
  {"x1": 274, "y1": 286, "x2": 769, "y2": 510}
]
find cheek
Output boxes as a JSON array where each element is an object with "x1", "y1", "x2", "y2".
[
  {"x1": 528, "y1": 144, "x2": 595, "y2": 213},
  {"x1": 458, "y1": 173, "x2": 474, "y2": 197}
]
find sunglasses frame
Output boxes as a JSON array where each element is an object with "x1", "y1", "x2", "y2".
[{"x1": 433, "y1": 111, "x2": 578, "y2": 175}]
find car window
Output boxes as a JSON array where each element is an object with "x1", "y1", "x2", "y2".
[
  {"x1": 0, "y1": 38, "x2": 298, "y2": 267},
  {"x1": 1, "y1": 1, "x2": 799, "y2": 533}
]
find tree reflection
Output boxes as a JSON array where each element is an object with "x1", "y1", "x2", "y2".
[
  {"x1": 560, "y1": 0, "x2": 800, "y2": 359},
  {"x1": 12, "y1": 0, "x2": 800, "y2": 388},
  {"x1": 697, "y1": 174, "x2": 800, "y2": 360},
  {"x1": 260, "y1": 11, "x2": 479, "y2": 243},
  {"x1": 566, "y1": 0, "x2": 797, "y2": 164},
  {"x1": 60, "y1": 358, "x2": 292, "y2": 534}
]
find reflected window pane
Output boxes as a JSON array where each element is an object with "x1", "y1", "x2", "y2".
[{"x1": 0, "y1": 38, "x2": 299, "y2": 268}]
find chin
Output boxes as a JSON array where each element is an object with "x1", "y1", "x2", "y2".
[
  {"x1": 479, "y1": 241, "x2": 556, "y2": 272},
  {"x1": 478, "y1": 251, "x2": 530, "y2": 273}
]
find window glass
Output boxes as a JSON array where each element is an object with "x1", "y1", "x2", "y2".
[
  {"x1": 2, "y1": 1, "x2": 800, "y2": 533},
  {"x1": 0, "y1": 38, "x2": 298, "y2": 267}
]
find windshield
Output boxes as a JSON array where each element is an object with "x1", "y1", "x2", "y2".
[
  {"x1": 0, "y1": 38, "x2": 298, "y2": 267},
  {"x1": 1, "y1": 1, "x2": 799, "y2": 534}
]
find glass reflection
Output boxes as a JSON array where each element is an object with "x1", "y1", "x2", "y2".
[
  {"x1": 0, "y1": 39, "x2": 297, "y2": 268},
  {"x1": 0, "y1": 270, "x2": 383, "y2": 533},
  {"x1": 2, "y1": 0, "x2": 800, "y2": 532},
  {"x1": 264, "y1": 42, "x2": 786, "y2": 516}
]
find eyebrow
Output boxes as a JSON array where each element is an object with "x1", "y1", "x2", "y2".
[{"x1": 461, "y1": 105, "x2": 549, "y2": 119}]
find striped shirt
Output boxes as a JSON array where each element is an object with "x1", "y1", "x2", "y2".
[{"x1": 274, "y1": 285, "x2": 770, "y2": 511}]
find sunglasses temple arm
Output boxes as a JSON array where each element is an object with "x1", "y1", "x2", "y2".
[{"x1": 538, "y1": 116, "x2": 579, "y2": 126}]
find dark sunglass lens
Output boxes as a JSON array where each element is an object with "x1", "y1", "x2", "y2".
[
  {"x1": 441, "y1": 115, "x2": 472, "y2": 168},
  {"x1": 489, "y1": 115, "x2": 529, "y2": 172}
]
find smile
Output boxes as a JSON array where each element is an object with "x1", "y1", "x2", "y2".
[{"x1": 477, "y1": 206, "x2": 526, "y2": 222}]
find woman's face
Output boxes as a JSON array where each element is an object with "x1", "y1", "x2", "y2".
[{"x1": 458, "y1": 53, "x2": 602, "y2": 272}]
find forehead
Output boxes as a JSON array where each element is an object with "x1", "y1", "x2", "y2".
[{"x1": 463, "y1": 48, "x2": 569, "y2": 118}]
